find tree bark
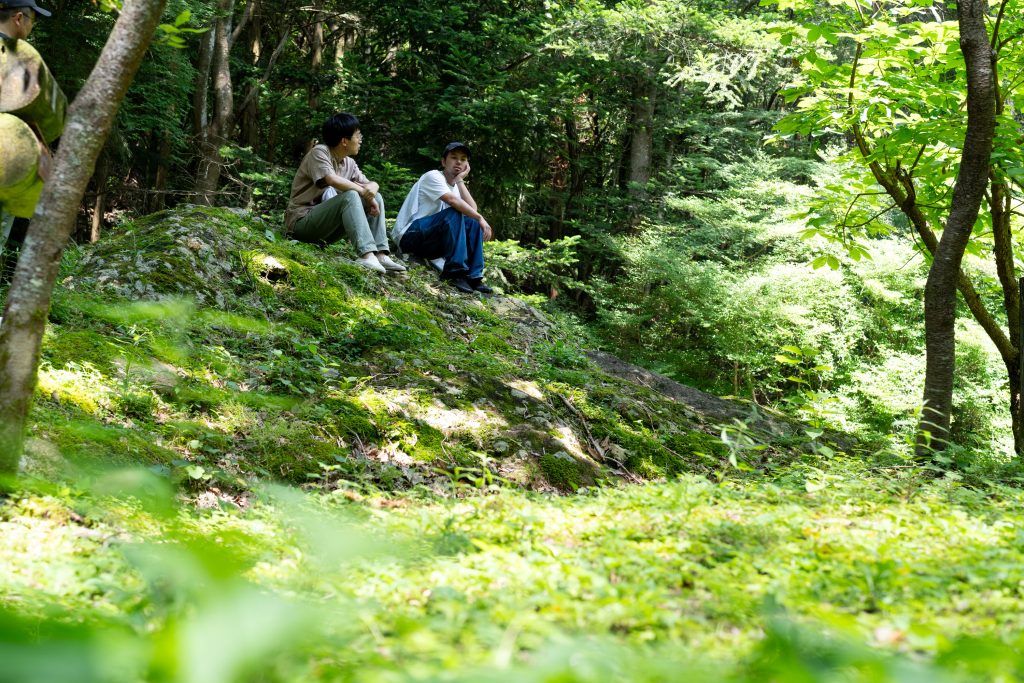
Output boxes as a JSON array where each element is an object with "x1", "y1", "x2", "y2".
[
  {"x1": 192, "y1": 25, "x2": 215, "y2": 139},
  {"x1": 194, "y1": 0, "x2": 236, "y2": 206},
  {"x1": 990, "y1": 174, "x2": 1021, "y2": 452},
  {"x1": 628, "y1": 81, "x2": 655, "y2": 194},
  {"x1": 0, "y1": 0, "x2": 168, "y2": 477},
  {"x1": 89, "y1": 145, "x2": 110, "y2": 243},
  {"x1": 149, "y1": 130, "x2": 171, "y2": 213},
  {"x1": 916, "y1": 0, "x2": 995, "y2": 456}
]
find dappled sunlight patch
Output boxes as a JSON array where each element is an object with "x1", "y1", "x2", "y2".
[
  {"x1": 36, "y1": 362, "x2": 113, "y2": 415},
  {"x1": 355, "y1": 386, "x2": 509, "y2": 447},
  {"x1": 0, "y1": 495, "x2": 142, "y2": 611},
  {"x1": 507, "y1": 379, "x2": 545, "y2": 402}
]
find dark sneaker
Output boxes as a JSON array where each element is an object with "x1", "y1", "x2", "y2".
[
  {"x1": 450, "y1": 278, "x2": 475, "y2": 294},
  {"x1": 473, "y1": 282, "x2": 494, "y2": 295}
]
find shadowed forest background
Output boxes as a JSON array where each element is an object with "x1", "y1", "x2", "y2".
[{"x1": 3, "y1": 0, "x2": 1024, "y2": 680}]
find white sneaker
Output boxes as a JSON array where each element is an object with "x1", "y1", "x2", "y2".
[
  {"x1": 356, "y1": 253, "x2": 386, "y2": 273},
  {"x1": 376, "y1": 254, "x2": 407, "y2": 272}
]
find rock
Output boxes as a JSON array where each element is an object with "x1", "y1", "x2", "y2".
[{"x1": 20, "y1": 438, "x2": 71, "y2": 480}]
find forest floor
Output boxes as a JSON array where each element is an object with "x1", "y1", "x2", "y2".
[{"x1": 2, "y1": 206, "x2": 1022, "y2": 681}]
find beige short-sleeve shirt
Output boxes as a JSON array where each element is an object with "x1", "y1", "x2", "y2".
[{"x1": 285, "y1": 144, "x2": 370, "y2": 230}]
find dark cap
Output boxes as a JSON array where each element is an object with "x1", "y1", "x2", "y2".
[
  {"x1": 0, "y1": 0, "x2": 52, "y2": 16},
  {"x1": 442, "y1": 142, "x2": 470, "y2": 159}
]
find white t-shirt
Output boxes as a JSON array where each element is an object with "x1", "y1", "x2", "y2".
[{"x1": 392, "y1": 170, "x2": 457, "y2": 244}]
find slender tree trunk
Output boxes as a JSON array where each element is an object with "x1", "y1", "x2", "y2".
[
  {"x1": 990, "y1": 175, "x2": 1021, "y2": 452},
  {"x1": 192, "y1": 26, "x2": 215, "y2": 139},
  {"x1": 150, "y1": 130, "x2": 171, "y2": 212},
  {"x1": 308, "y1": 2, "x2": 323, "y2": 113},
  {"x1": 916, "y1": 0, "x2": 995, "y2": 456},
  {"x1": 0, "y1": 0, "x2": 168, "y2": 477},
  {"x1": 194, "y1": 0, "x2": 235, "y2": 205},
  {"x1": 266, "y1": 97, "x2": 279, "y2": 165},
  {"x1": 239, "y1": 11, "x2": 261, "y2": 151},
  {"x1": 628, "y1": 80, "x2": 655, "y2": 194},
  {"x1": 90, "y1": 147, "x2": 110, "y2": 243}
]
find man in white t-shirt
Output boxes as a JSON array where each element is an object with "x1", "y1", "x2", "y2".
[{"x1": 392, "y1": 142, "x2": 493, "y2": 294}]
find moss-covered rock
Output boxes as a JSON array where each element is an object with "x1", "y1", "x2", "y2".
[
  {"x1": 30, "y1": 205, "x2": 820, "y2": 493},
  {"x1": 538, "y1": 452, "x2": 593, "y2": 492}
]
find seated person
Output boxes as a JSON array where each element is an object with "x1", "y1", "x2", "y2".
[
  {"x1": 392, "y1": 142, "x2": 493, "y2": 293},
  {"x1": 0, "y1": 0, "x2": 63, "y2": 285},
  {"x1": 284, "y1": 112, "x2": 404, "y2": 273}
]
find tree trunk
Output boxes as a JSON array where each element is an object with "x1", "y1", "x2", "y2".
[
  {"x1": 194, "y1": 0, "x2": 235, "y2": 206},
  {"x1": 916, "y1": 0, "x2": 995, "y2": 457},
  {"x1": 628, "y1": 81, "x2": 656, "y2": 194},
  {"x1": 266, "y1": 97, "x2": 279, "y2": 165},
  {"x1": 150, "y1": 130, "x2": 171, "y2": 212},
  {"x1": 90, "y1": 146, "x2": 110, "y2": 243},
  {"x1": 192, "y1": 25, "x2": 215, "y2": 139},
  {"x1": 0, "y1": 0, "x2": 168, "y2": 477},
  {"x1": 990, "y1": 175, "x2": 1021, "y2": 453},
  {"x1": 308, "y1": 2, "x2": 323, "y2": 113},
  {"x1": 239, "y1": 10, "x2": 262, "y2": 152}
]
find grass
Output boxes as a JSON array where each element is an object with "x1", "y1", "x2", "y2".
[
  {"x1": 2, "y1": 459, "x2": 1024, "y2": 681},
  {"x1": 4, "y1": 205, "x2": 1022, "y2": 681}
]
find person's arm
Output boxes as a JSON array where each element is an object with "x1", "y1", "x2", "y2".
[
  {"x1": 322, "y1": 173, "x2": 377, "y2": 202},
  {"x1": 453, "y1": 162, "x2": 478, "y2": 212},
  {"x1": 440, "y1": 191, "x2": 493, "y2": 241},
  {"x1": 322, "y1": 163, "x2": 380, "y2": 216}
]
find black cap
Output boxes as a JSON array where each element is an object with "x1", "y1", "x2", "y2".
[
  {"x1": 0, "y1": 0, "x2": 51, "y2": 16},
  {"x1": 442, "y1": 142, "x2": 470, "y2": 159}
]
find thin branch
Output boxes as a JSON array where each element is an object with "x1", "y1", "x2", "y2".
[
  {"x1": 229, "y1": 0, "x2": 256, "y2": 48},
  {"x1": 908, "y1": 143, "x2": 927, "y2": 173},
  {"x1": 992, "y1": 0, "x2": 1011, "y2": 49},
  {"x1": 840, "y1": 201, "x2": 898, "y2": 230},
  {"x1": 232, "y1": 27, "x2": 291, "y2": 128}
]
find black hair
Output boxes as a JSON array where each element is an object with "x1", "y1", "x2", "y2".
[
  {"x1": 322, "y1": 112, "x2": 360, "y2": 148},
  {"x1": 0, "y1": 8, "x2": 24, "y2": 21}
]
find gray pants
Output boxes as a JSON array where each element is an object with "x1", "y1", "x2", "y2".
[{"x1": 292, "y1": 190, "x2": 388, "y2": 255}]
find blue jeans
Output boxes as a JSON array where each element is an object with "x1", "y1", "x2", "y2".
[{"x1": 399, "y1": 207, "x2": 484, "y2": 280}]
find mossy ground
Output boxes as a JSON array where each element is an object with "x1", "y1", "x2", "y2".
[
  {"x1": 21, "y1": 205, "x2": 803, "y2": 494},
  {"x1": 3, "y1": 207, "x2": 1022, "y2": 682},
  {"x1": 2, "y1": 459, "x2": 1023, "y2": 682}
]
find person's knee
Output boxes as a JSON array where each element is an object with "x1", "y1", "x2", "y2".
[{"x1": 341, "y1": 190, "x2": 361, "y2": 203}]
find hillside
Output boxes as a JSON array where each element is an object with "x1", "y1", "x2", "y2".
[
  {"x1": 4, "y1": 207, "x2": 1024, "y2": 682},
  {"x1": 25, "y1": 205, "x2": 825, "y2": 495}
]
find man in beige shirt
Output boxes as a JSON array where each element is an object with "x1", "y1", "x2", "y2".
[{"x1": 284, "y1": 113, "x2": 404, "y2": 273}]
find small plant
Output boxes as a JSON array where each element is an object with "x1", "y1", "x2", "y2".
[{"x1": 774, "y1": 344, "x2": 837, "y2": 430}]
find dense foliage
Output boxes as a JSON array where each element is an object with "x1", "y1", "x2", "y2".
[{"x1": 2, "y1": 0, "x2": 1023, "y2": 679}]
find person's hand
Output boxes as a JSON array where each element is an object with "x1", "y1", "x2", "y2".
[
  {"x1": 480, "y1": 217, "x2": 493, "y2": 241},
  {"x1": 360, "y1": 186, "x2": 376, "y2": 203},
  {"x1": 456, "y1": 162, "x2": 471, "y2": 184},
  {"x1": 367, "y1": 201, "x2": 380, "y2": 218}
]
